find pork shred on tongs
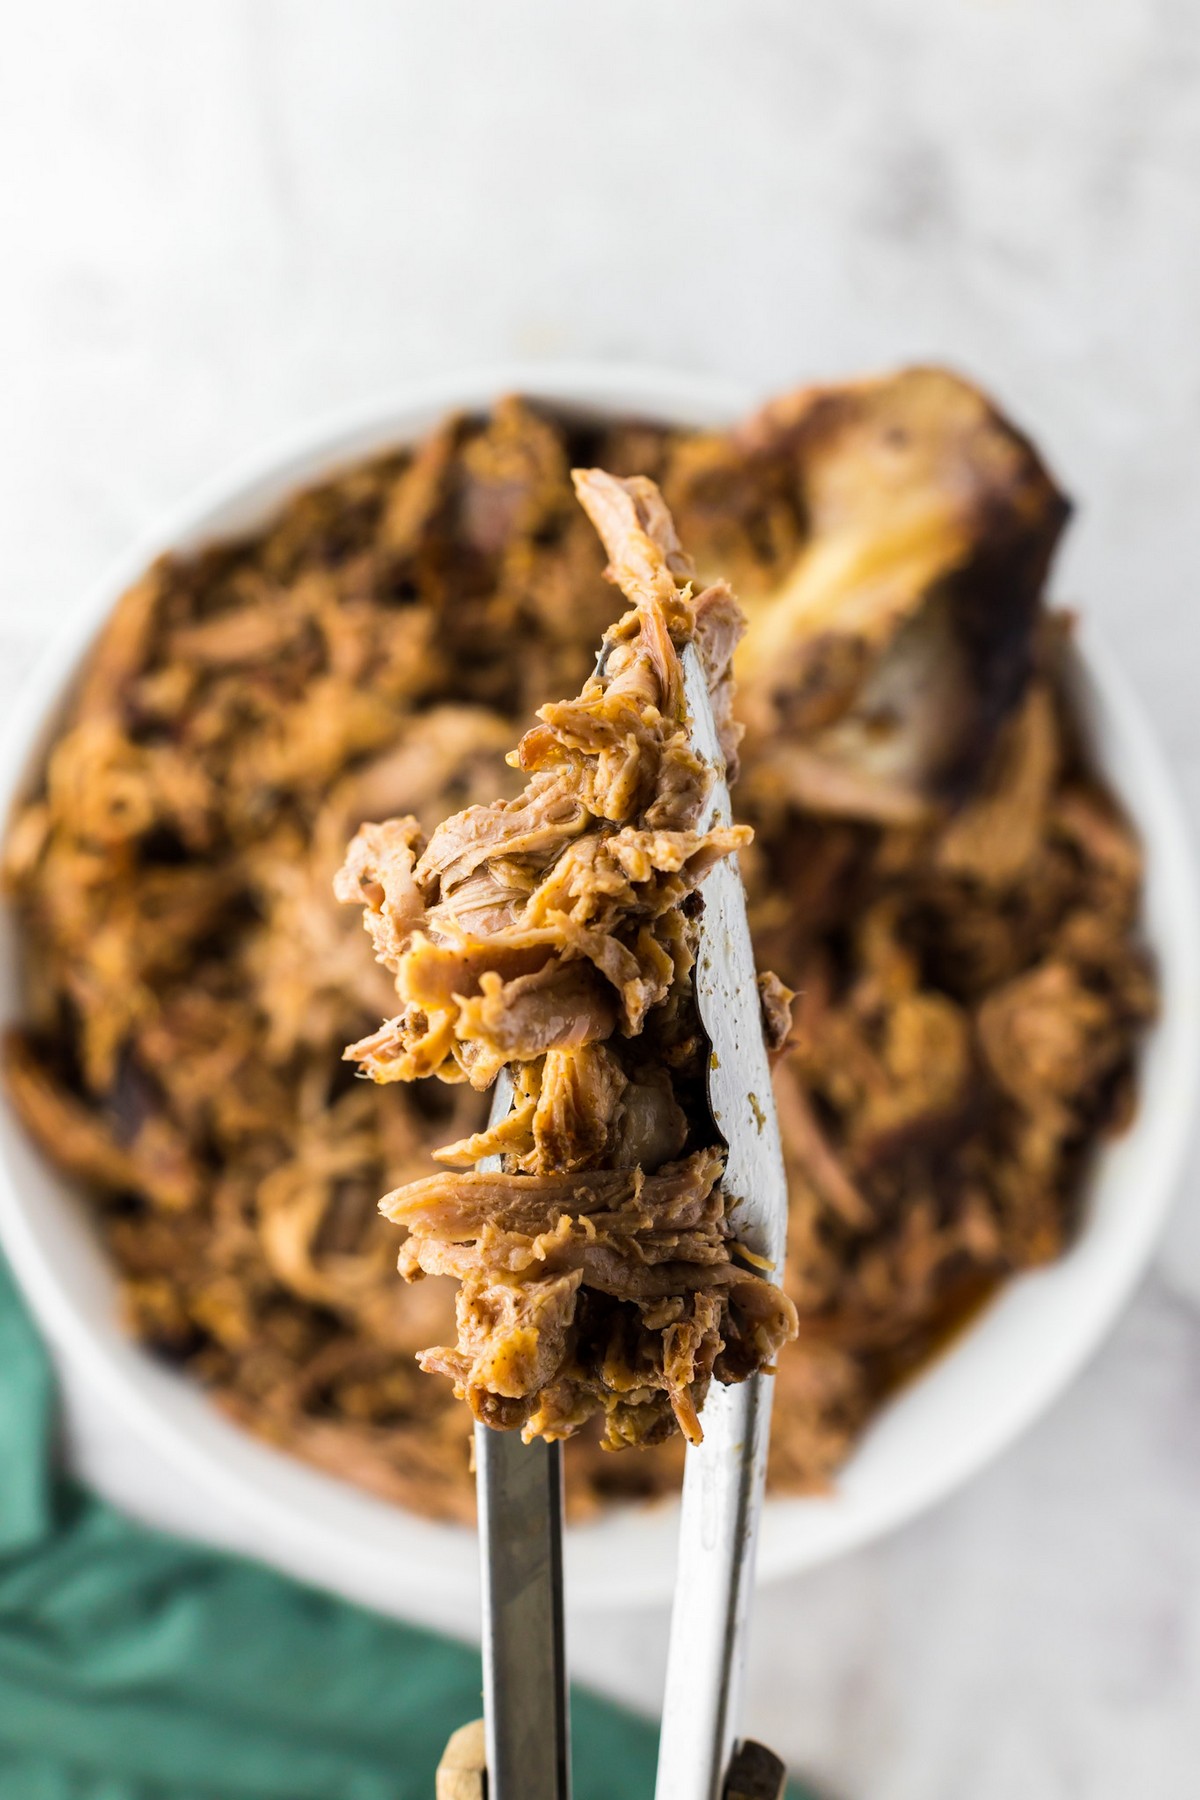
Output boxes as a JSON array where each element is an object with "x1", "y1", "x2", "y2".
[{"x1": 336, "y1": 469, "x2": 798, "y2": 1450}]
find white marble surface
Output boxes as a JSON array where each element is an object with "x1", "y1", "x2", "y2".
[{"x1": 5, "y1": 3, "x2": 1200, "y2": 1794}]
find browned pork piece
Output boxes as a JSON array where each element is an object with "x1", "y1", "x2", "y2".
[
  {"x1": 337, "y1": 469, "x2": 797, "y2": 1448},
  {"x1": 668, "y1": 366, "x2": 1072, "y2": 824}
]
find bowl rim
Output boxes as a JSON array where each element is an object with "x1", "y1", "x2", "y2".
[{"x1": 2, "y1": 359, "x2": 1198, "y2": 1614}]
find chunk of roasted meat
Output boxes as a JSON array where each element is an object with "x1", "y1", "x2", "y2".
[
  {"x1": 668, "y1": 366, "x2": 1072, "y2": 824},
  {"x1": 338, "y1": 470, "x2": 797, "y2": 1448}
]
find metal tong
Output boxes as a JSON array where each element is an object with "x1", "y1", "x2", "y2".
[{"x1": 452, "y1": 642, "x2": 789, "y2": 1800}]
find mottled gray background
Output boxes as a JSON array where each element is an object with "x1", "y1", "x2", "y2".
[{"x1": 4, "y1": 5, "x2": 1200, "y2": 1796}]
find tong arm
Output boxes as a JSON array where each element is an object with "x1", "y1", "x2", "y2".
[
  {"x1": 474, "y1": 1071, "x2": 571, "y2": 1800},
  {"x1": 653, "y1": 646, "x2": 791, "y2": 1800}
]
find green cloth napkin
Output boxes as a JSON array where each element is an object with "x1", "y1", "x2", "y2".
[{"x1": 0, "y1": 1255, "x2": 808, "y2": 1799}]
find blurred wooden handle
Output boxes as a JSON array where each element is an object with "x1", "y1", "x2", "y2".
[
  {"x1": 436, "y1": 1718, "x2": 487, "y2": 1800},
  {"x1": 724, "y1": 1738, "x2": 788, "y2": 1800},
  {"x1": 435, "y1": 1718, "x2": 785, "y2": 1798}
]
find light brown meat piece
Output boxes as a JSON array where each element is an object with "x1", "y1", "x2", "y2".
[
  {"x1": 340, "y1": 471, "x2": 796, "y2": 1447},
  {"x1": 670, "y1": 367, "x2": 1071, "y2": 825}
]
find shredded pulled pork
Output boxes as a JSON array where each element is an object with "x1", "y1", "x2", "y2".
[
  {"x1": 2, "y1": 371, "x2": 1155, "y2": 1519},
  {"x1": 337, "y1": 470, "x2": 797, "y2": 1447}
]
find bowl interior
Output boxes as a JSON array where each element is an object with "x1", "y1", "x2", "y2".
[{"x1": 1, "y1": 365, "x2": 1196, "y2": 1617}]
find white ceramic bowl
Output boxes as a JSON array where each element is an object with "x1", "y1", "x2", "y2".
[{"x1": 2, "y1": 364, "x2": 1198, "y2": 1618}]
